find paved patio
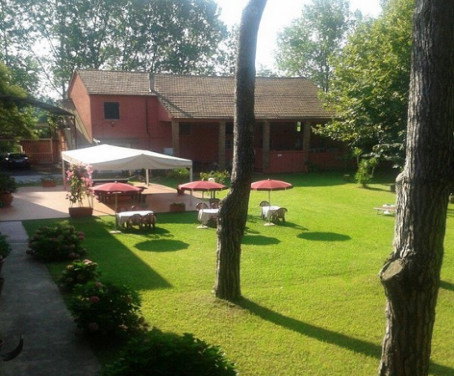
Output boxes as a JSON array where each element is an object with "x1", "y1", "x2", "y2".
[{"x1": 0, "y1": 182, "x2": 203, "y2": 222}]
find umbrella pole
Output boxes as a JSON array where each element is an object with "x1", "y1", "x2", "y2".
[
  {"x1": 265, "y1": 190, "x2": 275, "y2": 226},
  {"x1": 109, "y1": 193, "x2": 122, "y2": 233}
]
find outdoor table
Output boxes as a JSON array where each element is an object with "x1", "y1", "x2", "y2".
[
  {"x1": 374, "y1": 204, "x2": 396, "y2": 215},
  {"x1": 197, "y1": 208, "x2": 219, "y2": 227},
  {"x1": 116, "y1": 210, "x2": 154, "y2": 228},
  {"x1": 261, "y1": 205, "x2": 281, "y2": 220}
]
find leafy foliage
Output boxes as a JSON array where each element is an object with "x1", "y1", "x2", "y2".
[
  {"x1": 13, "y1": 0, "x2": 228, "y2": 98},
  {"x1": 199, "y1": 170, "x2": 230, "y2": 184},
  {"x1": 0, "y1": 63, "x2": 36, "y2": 139},
  {"x1": 27, "y1": 223, "x2": 87, "y2": 261},
  {"x1": 318, "y1": 0, "x2": 413, "y2": 167},
  {"x1": 58, "y1": 259, "x2": 100, "y2": 291},
  {"x1": 100, "y1": 327, "x2": 237, "y2": 376},
  {"x1": 0, "y1": 171, "x2": 17, "y2": 193},
  {"x1": 276, "y1": 0, "x2": 354, "y2": 92},
  {"x1": 0, "y1": 232, "x2": 11, "y2": 258},
  {"x1": 69, "y1": 281, "x2": 148, "y2": 340},
  {"x1": 65, "y1": 163, "x2": 93, "y2": 206}
]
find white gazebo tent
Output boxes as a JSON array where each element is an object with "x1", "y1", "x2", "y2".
[{"x1": 61, "y1": 144, "x2": 193, "y2": 185}]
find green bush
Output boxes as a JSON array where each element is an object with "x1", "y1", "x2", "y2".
[
  {"x1": 27, "y1": 223, "x2": 87, "y2": 261},
  {"x1": 0, "y1": 232, "x2": 11, "y2": 258},
  {"x1": 69, "y1": 281, "x2": 148, "y2": 340},
  {"x1": 199, "y1": 170, "x2": 230, "y2": 185},
  {"x1": 167, "y1": 168, "x2": 189, "y2": 179},
  {"x1": 100, "y1": 327, "x2": 237, "y2": 376},
  {"x1": 355, "y1": 158, "x2": 378, "y2": 187},
  {"x1": 58, "y1": 259, "x2": 100, "y2": 291},
  {"x1": 0, "y1": 171, "x2": 17, "y2": 194}
]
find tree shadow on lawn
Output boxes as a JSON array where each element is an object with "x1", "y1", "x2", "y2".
[
  {"x1": 440, "y1": 280, "x2": 454, "y2": 291},
  {"x1": 135, "y1": 239, "x2": 190, "y2": 252},
  {"x1": 237, "y1": 298, "x2": 453, "y2": 376},
  {"x1": 79, "y1": 218, "x2": 173, "y2": 290},
  {"x1": 298, "y1": 231, "x2": 351, "y2": 242},
  {"x1": 242, "y1": 234, "x2": 280, "y2": 246}
]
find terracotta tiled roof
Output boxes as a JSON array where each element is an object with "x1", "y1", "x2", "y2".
[
  {"x1": 76, "y1": 70, "x2": 152, "y2": 96},
  {"x1": 74, "y1": 70, "x2": 331, "y2": 121}
]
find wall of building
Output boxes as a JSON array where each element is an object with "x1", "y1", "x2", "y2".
[{"x1": 68, "y1": 77, "x2": 93, "y2": 140}]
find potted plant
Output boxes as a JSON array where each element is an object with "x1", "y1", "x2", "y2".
[
  {"x1": 41, "y1": 176, "x2": 57, "y2": 188},
  {"x1": 0, "y1": 232, "x2": 11, "y2": 294},
  {"x1": 169, "y1": 202, "x2": 186, "y2": 212},
  {"x1": 65, "y1": 163, "x2": 94, "y2": 217},
  {"x1": 0, "y1": 171, "x2": 17, "y2": 208}
]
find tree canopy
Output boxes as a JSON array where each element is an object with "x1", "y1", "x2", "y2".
[
  {"x1": 318, "y1": 0, "x2": 414, "y2": 167},
  {"x1": 275, "y1": 0, "x2": 353, "y2": 92},
  {"x1": 0, "y1": 63, "x2": 36, "y2": 140},
  {"x1": 1, "y1": 0, "x2": 230, "y2": 99}
]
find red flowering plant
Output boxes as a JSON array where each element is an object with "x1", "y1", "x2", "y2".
[
  {"x1": 65, "y1": 163, "x2": 93, "y2": 207},
  {"x1": 27, "y1": 223, "x2": 87, "y2": 261},
  {"x1": 69, "y1": 281, "x2": 148, "y2": 340},
  {"x1": 58, "y1": 259, "x2": 100, "y2": 291}
]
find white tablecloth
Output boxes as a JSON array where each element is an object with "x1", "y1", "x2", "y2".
[
  {"x1": 116, "y1": 210, "x2": 154, "y2": 227},
  {"x1": 261, "y1": 206, "x2": 280, "y2": 220},
  {"x1": 198, "y1": 208, "x2": 219, "y2": 225}
]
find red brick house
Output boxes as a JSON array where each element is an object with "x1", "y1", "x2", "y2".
[{"x1": 66, "y1": 70, "x2": 345, "y2": 173}]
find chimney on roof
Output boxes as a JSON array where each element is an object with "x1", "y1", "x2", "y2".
[{"x1": 149, "y1": 72, "x2": 154, "y2": 92}]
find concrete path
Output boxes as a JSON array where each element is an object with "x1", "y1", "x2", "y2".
[{"x1": 0, "y1": 221, "x2": 100, "y2": 376}]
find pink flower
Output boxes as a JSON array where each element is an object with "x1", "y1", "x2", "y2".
[{"x1": 89, "y1": 296, "x2": 100, "y2": 303}]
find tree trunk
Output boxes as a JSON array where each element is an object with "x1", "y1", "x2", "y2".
[
  {"x1": 378, "y1": 1, "x2": 454, "y2": 375},
  {"x1": 214, "y1": 0, "x2": 267, "y2": 301}
]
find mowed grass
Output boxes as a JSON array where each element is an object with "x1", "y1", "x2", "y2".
[{"x1": 23, "y1": 172, "x2": 454, "y2": 376}]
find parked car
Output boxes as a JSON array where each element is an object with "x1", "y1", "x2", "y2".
[{"x1": 1, "y1": 153, "x2": 31, "y2": 169}]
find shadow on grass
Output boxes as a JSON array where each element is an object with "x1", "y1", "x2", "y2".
[
  {"x1": 26, "y1": 217, "x2": 174, "y2": 291},
  {"x1": 135, "y1": 239, "x2": 190, "y2": 252},
  {"x1": 362, "y1": 185, "x2": 392, "y2": 193},
  {"x1": 281, "y1": 222, "x2": 308, "y2": 231},
  {"x1": 440, "y1": 280, "x2": 454, "y2": 292},
  {"x1": 447, "y1": 208, "x2": 454, "y2": 218},
  {"x1": 298, "y1": 231, "x2": 351, "y2": 242},
  {"x1": 242, "y1": 234, "x2": 280, "y2": 246},
  {"x1": 238, "y1": 297, "x2": 381, "y2": 358},
  {"x1": 238, "y1": 298, "x2": 454, "y2": 376}
]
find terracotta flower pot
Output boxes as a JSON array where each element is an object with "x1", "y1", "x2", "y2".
[
  {"x1": 69, "y1": 207, "x2": 93, "y2": 218},
  {"x1": 169, "y1": 203, "x2": 185, "y2": 212},
  {"x1": 41, "y1": 180, "x2": 57, "y2": 188},
  {"x1": 0, "y1": 193, "x2": 13, "y2": 208}
]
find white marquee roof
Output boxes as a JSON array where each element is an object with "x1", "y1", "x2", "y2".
[{"x1": 61, "y1": 144, "x2": 193, "y2": 181}]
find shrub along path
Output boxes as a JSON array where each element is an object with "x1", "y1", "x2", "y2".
[{"x1": 0, "y1": 221, "x2": 100, "y2": 376}]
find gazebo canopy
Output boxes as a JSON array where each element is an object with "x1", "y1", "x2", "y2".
[{"x1": 61, "y1": 144, "x2": 193, "y2": 183}]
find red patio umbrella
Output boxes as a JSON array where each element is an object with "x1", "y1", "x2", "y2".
[
  {"x1": 92, "y1": 182, "x2": 142, "y2": 213},
  {"x1": 178, "y1": 180, "x2": 227, "y2": 199},
  {"x1": 250, "y1": 179, "x2": 293, "y2": 206}
]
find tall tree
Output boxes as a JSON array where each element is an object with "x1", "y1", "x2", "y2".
[
  {"x1": 0, "y1": 0, "x2": 40, "y2": 94},
  {"x1": 378, "y1": 0, "x2": 454, "y2": 374},
  {"x1": 275, "y1": 0, "x2": 353, "y2": 92},
  {"x1": 319, "y1": 0, "x2": 413, "y2": 167},
  {"x1": 214, "y1": 0, "x2": 267, "y2": 301},
  {"x1": 111, "y1": 0, "x2": 227, "y2": 74},
  {"x1": 12, "y1": 0, "x2": 228, "y2": 98},
  {"x1": 0, "y1": 62, "x2": 36, "y2": 140}
]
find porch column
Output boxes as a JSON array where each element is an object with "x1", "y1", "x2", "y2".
[
  {"x1": 171, "y1": 121, "x2": 180, "y2": 157},
  {"x1": 218, "y1": 121, "x2": 226, "y2": 170},
  {"x1": 262, "y1": 120, "x2": 270, "y2": 171},
  {"x1": 302, "y1": 122, "x2": 312, "y2": 171}
]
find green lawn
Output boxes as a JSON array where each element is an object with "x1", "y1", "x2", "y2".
[{"x1": 22, "y1": 172, "x2": 454, "y2": 376}]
